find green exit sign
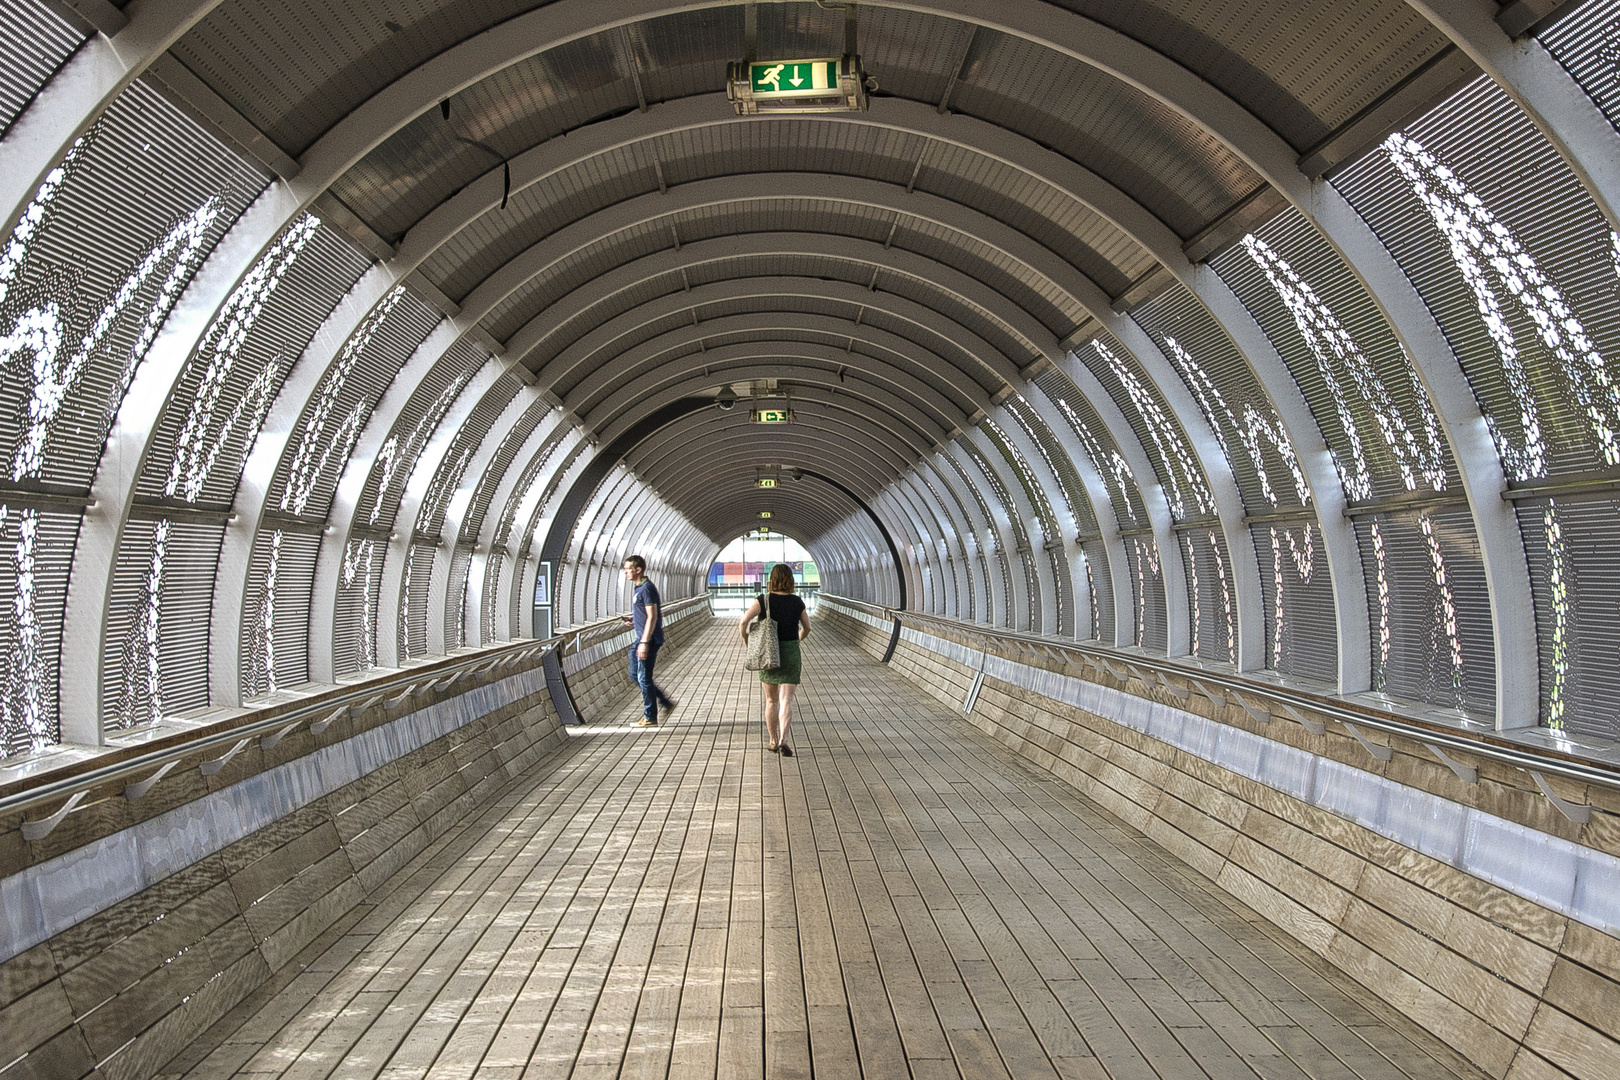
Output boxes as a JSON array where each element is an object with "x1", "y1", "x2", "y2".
[
  {"x1": 756, "y1": 478, "x2": 778, "y2": 488},
  {"x1": 751, "y1": 60, "x2": 838, "y2": 94},
  {"x1": 728, "y1": 56, "x2": 869, "y2": 114},
  {"x1": 751, "y1": 408, "x2": 793, "y2": 424}
]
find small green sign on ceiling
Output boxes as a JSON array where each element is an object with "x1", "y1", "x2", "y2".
[{"x1": 727, "y1": 55, "x2": 871, "y2": 114}]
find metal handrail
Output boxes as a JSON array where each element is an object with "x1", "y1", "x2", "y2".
[
  {"x1": 557, "y1": 594, "x2": 711, "y2": 654},
  {"x1": 0, "y1": 636, "x2": 567, "y2": 825},
  {"x1": 820, "y1": 595, "x2": 1620, "y2": 799}
]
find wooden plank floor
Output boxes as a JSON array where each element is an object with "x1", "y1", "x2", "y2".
[{"x1": 165, "y1": 621, "x2": 1488, "y2": 1080}]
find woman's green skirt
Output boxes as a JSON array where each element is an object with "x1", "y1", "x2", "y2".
[{"x1": 760, "y1": 638, "x2": 802, "y2": 684}]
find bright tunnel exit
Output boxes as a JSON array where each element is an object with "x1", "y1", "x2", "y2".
[{"x1": 707, "y1": 530, "x2": 821, "y2": 617}]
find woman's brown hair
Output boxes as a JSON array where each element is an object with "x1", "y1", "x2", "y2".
[{"x1": 767, "y1": 563, "x2": 796, "y2": 593}]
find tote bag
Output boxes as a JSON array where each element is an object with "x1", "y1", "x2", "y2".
[{"x1": 744, "y1": 594, "x2": 781, "y2": 671}]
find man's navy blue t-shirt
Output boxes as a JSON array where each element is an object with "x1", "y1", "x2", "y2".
[{"x1": 632, "y1": 579, "x2": 665, "y2": 645}]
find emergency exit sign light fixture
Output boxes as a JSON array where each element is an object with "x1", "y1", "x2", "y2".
[
  {"x1": 750, "y1": 407, "x2": 793, "y2": 424},
  {"x1": 756, "y1": 477, "x2": 778, "y2": 488},
  {"x1": 728, "y1": 56, "x2": 871, "y2": 114},
  {"x1": 759, "y1": 511, "x2": 773, "y2": 518}
]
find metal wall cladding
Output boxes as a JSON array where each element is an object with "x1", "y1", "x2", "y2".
[
  {"x1": 1132, "y1": 283, "x2": 1314, "y2": 517},
  {"x1": 0, "y1": 0, "x2": 82, "y2": 138},
  {"x1": 0, "y1": 506, "x2": 80, "y2": 757},
  {"x1": 170, "y1": 0, "x2": 547, "y2": 156},
  {"x1": 103, "y1": 518, "x2": 225, "y2": 729},
  {"x1": 1518, "y1": 495, "x2": 1620, "y2": 737},
  {"x1": 944, "y1": 26, "x2": 1259, "y2": 239},
  {"x1": 332, "y1": 535, "x2": 385, "y2": 678},
  {"x1": 1074, "y1": 333, "x2": 1217, "y2": 523},
  {"x1": 625, "y1": 7, "x2": 739, "y2": 104},
  {"x1": 1353, "y1": 506, "x2": 1495, "y2": 718},
  {"x1": 1539, "y1": 0, "x2": 1620, "y2": 137},
  {"x1": 416, "y1": 374, "x2": 524, "y2": 542},
  {"x1": 481, "y1": 549, "x2": 505, "y2": 643},
  {"x1": 1252, "y1": 519, "x2": 1339, "y2": 686},
  {"x1": 1180, "y1": 528, "x2": 1236, "y2": 666},
  {"x1": 1080, "y1": 539, "x2": 1115, "y2": 643},
  {"x1": 137, "y1": 218, "x2": 373, "y2": 506},
  {"x1": 1124, "y1": 536, "x2": 1166, "y2": 652},
  {"x1": 938, "y1": 450, "x2": 1014, "y2": 628},
  {"x1": 265, "y1": 288, "x2": 442, "y2": 522},
  {"x1": 502, "y1": 267, "x2": 684, "y2": 366},
  {"x1": 353, "y1": 338, "x2": 489, "y2": 533},
  {"x1": 239, "y1": 528, "x2": 321, "y2": 700},
  {"x1": 1034, "y1": 369, "x2": 1149, "y2": 529},
  {"x1": 446, "y1": 544, "x2": 475, "y2": 650},
  {"x1": 0, "y1": 80, "x2": 265, "y2": 491},
  {"x1": 1051, "y1": 0, "x2": 1450, "y2": 151},
  {"x1": 400, "y1": 537, "x2": 437, "y2": 659},
  {"x1": 336, "y1": 31, "x2": 639, "y2": 241},
  {"x1": 982, "y1": 418, "x2": 1069, "y2": 635},
  {"x1": 897, "y1": 219, "x2": 1090, "y2": 336},
  {"x1": 493, "y1": 430, "x2": 570, "y2": 559},
  {"x1": 1213, "y1": 208, "x2": 1465, "y2": 503},
  {"x1": 460, "y1": 397, "x2": 551, "y2": 548},
  {"x1": 1334, "y1": 75, "x2": 1620, "y2": 483},
  {"x1": 1005, "y1": 394, "x2": 1099, "y2": 537}
]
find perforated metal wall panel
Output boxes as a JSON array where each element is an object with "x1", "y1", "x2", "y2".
[
  {"x1": 1124, "y1": 536, "x2": 1165, "y2": 652},
  {"x1": 103, "y1": 519, "x2": 224, "y2": 728},
  {"x1": 1252, "y1": 521, "x2": 1340, "y2": 686},
  {"x1": 459, "y1": 397, "x2": 550, "y2": 547},
  {"x1": 1353, "y1": 507, "x2": 1495, "y2": 718},
  {"x1": 137, "y1": 216, "x2": 372, "y2": 506},
  {"x1": 265, "y1": 287, "x2": 441, "y2": 521},
  {"x1": 0, "y1": 0, "x2": 83, "y2": 138},
  {"x1": 1539, "y1": 0, "x2": 1620, "y2": 137},
  {"x1": 0, "y1": 506, "x2": 79, "y2": 757},
  {"x1": 959, "y1": 439, "x2": 1035, "y2": 631},
  {"x1": 239, "y1": 528, "x2": 321, "y2": 699},
  {"x1": 416, "y1": 374, "x2": 524, "y2": 541},
  {"x1": 0, "y1": 79, "x2": 266, "y2": 491},
  {"x1": 1079, "y1": 539, "x2": 1114, "y2": 643},
  {"x1": 1211, "y1": 208, "x2": 1463, "y2": 503},
  {"x1": 1333, "y1": 75, "x2": 1620, "y2": 483},
  {"x1": 982, "y1": 418, "x2": 1072, "y2": 636},
  {"x1": 1131, "y1": 284, "x2": 1313, "y2": 516},
  {"x1": 332, "y1": 536, "x2": 384, "y2": 678},
  {"x1": 1517, "y1": 495, "x2": 1620, "y2": 736},
  {"x1": 938, "y1": 449, "x2": 1014, "y2": 627},
  {"x1": 914, "y1": 471, "x2": 978, "y2": 623},
  {"x1": 1034, "y1": 368, "x2": 1150, "y2": 527},
  {"x1": 399, "y1": 537, "x2": 437, "y2": 660},
  {"x1": 1004, "y1": 395, "x2": 1096, "y2": 536},
  {"x1": 352, "y1": 338, "x2": 488, "y2": 533},
  {"x1": 481, "y1": 549, "x2": 505, "y2": 642},
  {"x1": 1180, "y1": 528, "x2": 1235, "y2": 666},
  {"x1": 446, "y1": 544, "x2": 474, "y2": 650}
]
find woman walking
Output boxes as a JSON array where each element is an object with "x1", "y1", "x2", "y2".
[{"x1": 739, "y1": 564, "x2": 810, "y2": 755}]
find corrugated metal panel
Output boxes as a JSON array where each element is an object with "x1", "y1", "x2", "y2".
[
  {"x1": 982, "y1": 418, "x2": 1070, "y2": 635},
  {"x1": 945, "y1": 26, "x2": 1259, "y2": 239},
  {"x1": 103, "y1": 518, "x2": 224, "y2": 728},
  {"x1": 460, "y1": 397, "x2": 551, "y2": 546},
  {"x1": 0, "y1": 0, "x2": 83, "y2": 139},
  {"x1": 509, "y1": 439, "x2": 589, "y2": 634},
  {"x1": 1034, "y1": 368, "x2": 1150, "y2": 531},
  {"x1": 266, "y1": 287, "x2": 442, "y2": 521},
  {"x1": 1079, "y1": 539, "x2": 1114, "y2": 643},
  {"x1": 354, "y1": 337, "x2": 488, "y2": 533},
  {"x1": 490, "y1": 267, "x2": 685, "y2": 359},
  {"x1": 0, "y1": 79, "x2": 266, "y2": 491},
  {"x1": 1054, "y1": 0, "x2": 1450, "y2": 151},
  {"x1": 332, "y1": 536, "x2": 384, "y2": 678},
  {"x1": 446, "y1": 543, "x2": 474, "y2": 650},
  {"x1": 1211, "y1": 207, "x2": 1463, "y2": 503},
  {"x1": 939, "y1": 449, "x2": 1013, "y2": 628},
  {"x1": 481, "y1": 549, "x2": 505, "y2": 642},
  {"x1": 0, "y1": 506, "x2": 79, "y2": 756},
  {"x1": 1005, "y1": 394, "x2": 1097, "y2": 536},
  {"x1": 416, "y1": 374, "x2": 523, "y2": 541},
  {"x1": 958, "y1": 439, "x2": 1033, "y2": 631},
  {"x1": 1131, "y1": 283, "x2": 1313, "y2": 516},
  {"x1": 1124, "y1": 536, "x2": 1165, "y2": 652},
  {"x1": 138, "y1": 216, "x2": 372, "y2": 506},
  {"x1": 1333, "y1": 75, "x2": 1620, "y2": 482},
  {"x1": 399, "y1": 537, "x2": 437, "y2": 660},
  {"x1": 1252, "y1": 520, "x2": 1339, "y2": 685},
  {"x1": 492, "y1": 428, "x2": 569, "y2": 557},
  {"x1": 1518, "y1": 495, "x2": 1620, "y2": 737},
  {"x1": 1180, "y1": 528, "x2": 1235, "y2": 666},
  {"x1": 1539, "y1": 0, "x2": 1620, "y2": 137},
  {"x1": 900, "y1": 218, "x2": 1090, "y2": 335},
  {"x1": 912, "y1": 471, "x2": 975, "y2": 622},
  {"x1": 170, "y1": 0, "x2": 547, "y2": 156},
  {"x1": 1072, "y1": 332, "x2": 1215, "y2": 523},
  {"x1": 239, "y1": 528, "x2": 321, "y2": 699},
  {"x1": 1353, "y1": 507, "x2": 1495, "y2": 718}
]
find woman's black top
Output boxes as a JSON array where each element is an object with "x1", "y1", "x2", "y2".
[{"x1": 761, "y1": 593, "x2": 806, "y2": 640}]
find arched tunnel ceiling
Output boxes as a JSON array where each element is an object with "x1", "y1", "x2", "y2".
[
  {"x1": 128, "y1": 0, "x2": 1469, "y2": 537},
  {"x1": 9, "y1": 0, "x2": 1620, "y2": 745}
]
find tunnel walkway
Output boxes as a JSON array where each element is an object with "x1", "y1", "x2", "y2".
[{"x1": 161, "y1": 621, "x2": 1485, "y2": 1080}]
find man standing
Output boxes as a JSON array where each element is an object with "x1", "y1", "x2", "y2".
[{"x1": 622, "y1": 555, "x2": 676, "y2": 727}]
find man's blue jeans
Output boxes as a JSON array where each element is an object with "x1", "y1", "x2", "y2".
[{"x1": 628, "y1": 643, "x2": 672, "y2": 720}]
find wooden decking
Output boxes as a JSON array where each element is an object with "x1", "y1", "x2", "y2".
[{"x1": 164, "y1": 621, "x2": 1485, "y2": 1080}]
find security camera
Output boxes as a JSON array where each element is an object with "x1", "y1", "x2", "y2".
[{"x1": 716, "y1": 386, "x2": 738, "y2": 410}]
